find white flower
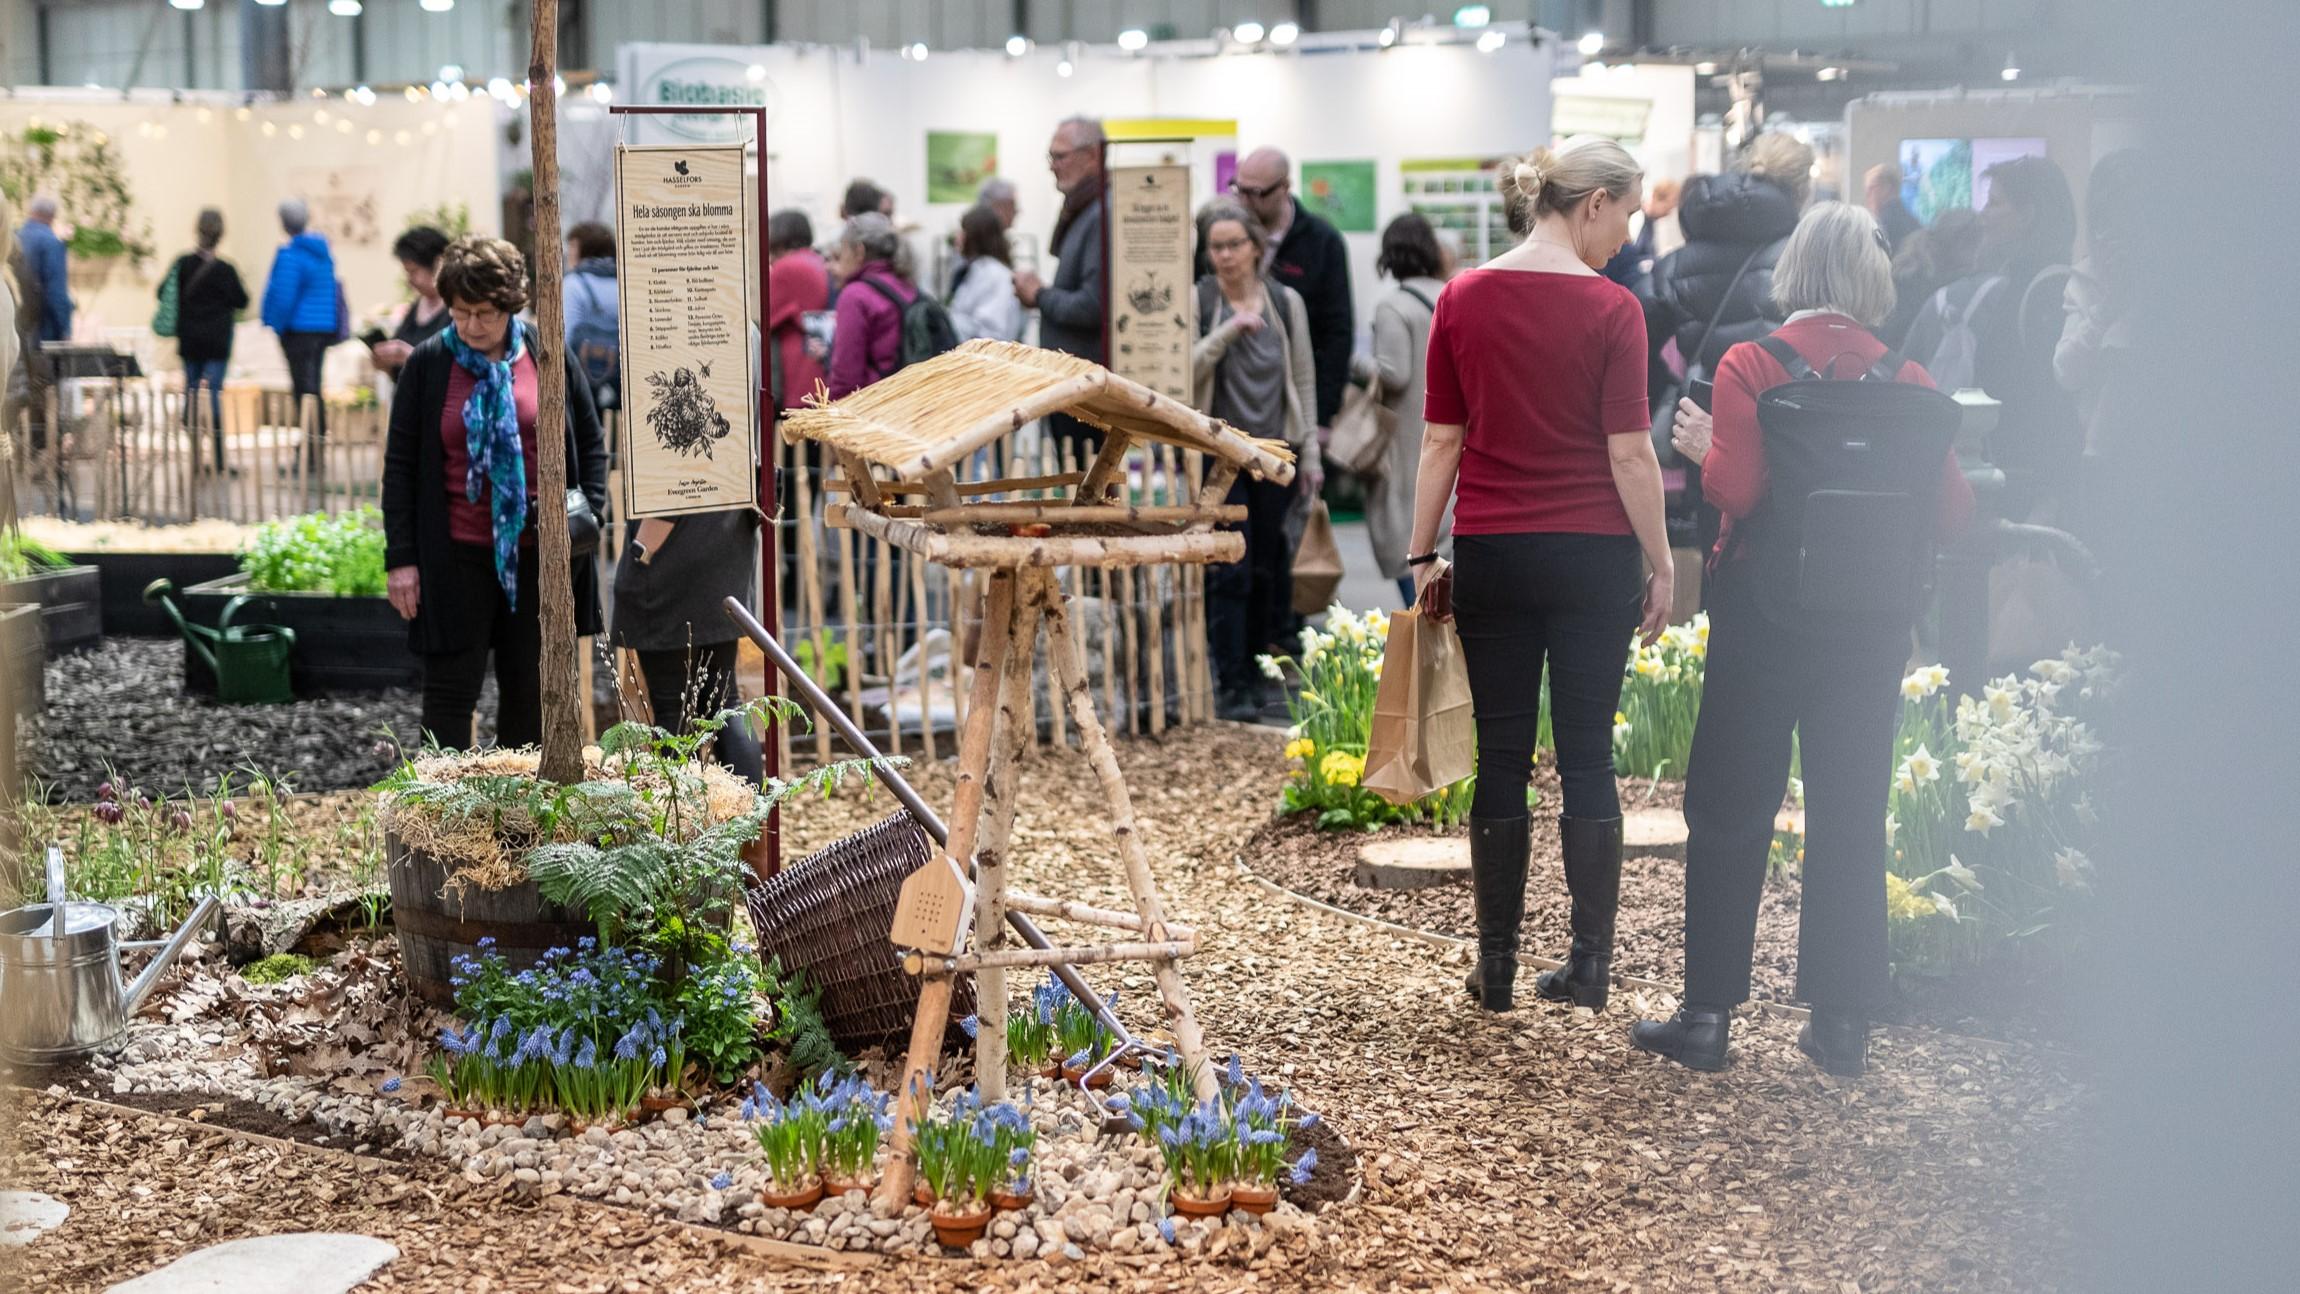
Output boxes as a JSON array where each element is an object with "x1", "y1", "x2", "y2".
[
  {"x1": 1257, "y1": 654, "x2": 1284, "y2": 681},
  {"x1": 1285, "y1": 725, "x2": 1302, "y2": 741},
  {"x1": 1954, "y1": 750, "x2": 1985, "y2": 784},
  {"x1": 1985, "y1": 683, "x2": 2019, "y2": 724},
  {"x1": 2054, "y1": 848, "x2": 2093, "y2": 892},
  {"x1": 1965, "y1": 802, "x2": 2004, "y2": 835},
  {"x1": 1366, "y1": 611, "x2": 1391, "y2": 640},
  {"x1": 2031, "y1": 658, "x2": 2075, "y2": 687},
  {"x1": 1943, "y1": 856, "x2": 1983, "y2": 891},
  {"x1": 1788, "y1": 777, "x2": 1804, "y2": 806},
  {"x1": 1884, "y1": 812, "x2": 1898, "y2": 847},
  {"x1": 1923, "y1": 664, "x2": 1950, "y2": 693},
  {"x1": 1930, "y1": 893, "x2": 1961, "y2": 920},
  {"x1": 1901, "y1": 673, "x2": 1928, "y2": 701},
  {"x1": 1901, "y1": 744, "x2": 1942, "y2": 786}
]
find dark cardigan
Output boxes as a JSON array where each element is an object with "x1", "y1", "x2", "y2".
[{"x1": 382, "y1": 322, "x2": 609, "y2": 655}]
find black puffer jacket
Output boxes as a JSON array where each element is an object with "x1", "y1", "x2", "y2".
[{"x1": 1642, "y1": 172, "x2": 1803, "y2": 377}]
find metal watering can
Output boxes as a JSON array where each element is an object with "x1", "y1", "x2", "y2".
[
  {"x1": 143, "y1": 578, "x2": 297, "y2": 705},
  {"x1": 0, "y1": 846, "x2": 221, "y2": 1065}
]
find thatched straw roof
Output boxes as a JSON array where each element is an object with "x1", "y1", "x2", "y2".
[{"x1": 781, "y1": 340, "x2": 1295, "y2": 484}]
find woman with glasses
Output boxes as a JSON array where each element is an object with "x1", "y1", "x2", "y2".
[
  {"x1": 382, "y1": 236, "x2": 609, "y2": 751},
  {"x1": 1192, "y1": 199, "x2": 1320, "y2": 721}
]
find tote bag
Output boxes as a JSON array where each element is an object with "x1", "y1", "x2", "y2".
[
  {"x1": 1362, "y1": 608, "x2": 1477, "y2": 806},
  {"x1": 1327, "y1": 372, "x2": 1396, "y2": 479},
  {"x1": 1290, "y1": 500, "x2": 1344, "y2": 615}
]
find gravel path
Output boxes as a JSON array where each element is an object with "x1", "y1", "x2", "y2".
[{"x1": 6, "y1": 725, "x2": 2083, "y2": 1291}]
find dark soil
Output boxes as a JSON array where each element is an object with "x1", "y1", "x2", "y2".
[
  {"x1": 1281, "y1": 1114, "x2": 1357, "y2": 1210},
  {"x1": 25, "y1": 637, "x2": 497, "y2": 802},
  {"x1": 1238, "y1": 765, "x2": 2068, "y2": 1045}
]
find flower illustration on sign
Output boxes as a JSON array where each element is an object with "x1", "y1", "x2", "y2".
[{"x1": 644, "y1": 360, "x2": 732, "y2": 459}]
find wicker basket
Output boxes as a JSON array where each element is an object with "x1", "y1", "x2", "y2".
[{"x1": 745, "y1": 813, "x2": 976, "y2": 1051}]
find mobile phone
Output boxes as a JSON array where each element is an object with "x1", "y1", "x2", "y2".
[
  {"x1": 359, "y1": 327, "x2": 389, "y2": 349},
  {"x1": 1689, "y1": 376, "x2": 1715, "y2": 413}
]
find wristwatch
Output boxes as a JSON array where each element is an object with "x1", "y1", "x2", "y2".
[{"x1": 1406, "y1": 551, "x2": 1441, "y2": 567}]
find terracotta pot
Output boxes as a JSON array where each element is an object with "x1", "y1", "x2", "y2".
[
  {"x1": 930, "y1": 1201, "x2": 994, "y2": 1249},
  {"x1": 822, "y1": 1173, "x2": 873, "y2": 1199},
  {"x1": 1116, "y1": 1052, "x2": 1144, "y2": 1071},
  {"x1": 914, "y1": 1182, "x2": 934, "y2": 1208},
  {"x1": 990, "y1": 1187, "x2": 1034, "y2": 1213},
  {"x1": 1169, "y1": 1188, "x2": 1232, "y2": 1219},
  {"x1": 441, "y1": 1106, "x2": 484, "y2": 1125},
  {"x1": 1061, "y1": 1064, "x2": 1113, "y2": 1090},
  {"x1": 758, "y1": 1180, "x2": 825, "y2": 1211},
  {"x1": 1038, "y1": 1063, "x2": 1063, "y2": 1080},
  {"x1": 639, "y1": 1094, "x2": 687, "y2": 1119},
  {"x1": 1231, "y1": 1183, "x2": 1279, "y2": 1215}
]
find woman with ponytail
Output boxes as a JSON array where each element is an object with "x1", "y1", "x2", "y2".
[
  {"x1": 381, "y1": 236, "x2": 609, "y2": 750},
  {"x1": 1407, "y1": 139, "x2": 1674, "y2": 1015}
]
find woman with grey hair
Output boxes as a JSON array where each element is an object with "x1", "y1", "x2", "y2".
[
  {"x1": 1633, "y1": 202, "x2": 1974, "y2": 1078},
  {"x1": 825, "y1": 211, "x2": 917, "y2": 399},
  {"x1": 1192, "y1": 198, "x2": 1318, "y2": 720},
  {"x1": 162, "y1": 208, "x2": 251, "y2": 468}
]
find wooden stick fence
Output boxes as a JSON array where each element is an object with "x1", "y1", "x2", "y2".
[{"x1": 8, "y1": 385, "x2": 1221, "y2": 747}]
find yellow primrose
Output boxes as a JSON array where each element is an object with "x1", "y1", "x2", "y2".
[
  {"x1": 1284, "y1": 738, "x2": 1315, "y2": 761},
  {"x1": 1319, "y1": 750, "x2": 1364, "y2": 787},
  {"x1": 1885, "y1": 872, "x2": 1935, "y2": 922}
]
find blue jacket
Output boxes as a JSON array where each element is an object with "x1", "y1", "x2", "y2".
[
  {"x1": 261, "y1": 232, "x2": 339, "y2": 335},
  {"x1": 563, "y1": 259, "x2": 618, "y2": 346},
  {"x1": 16, "y1": 220, "x2": 72, "y2": 342}
]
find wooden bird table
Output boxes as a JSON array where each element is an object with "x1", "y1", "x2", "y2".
[{"x1": 777, "y1": 340, "x2": 1296, "y2": 1215}]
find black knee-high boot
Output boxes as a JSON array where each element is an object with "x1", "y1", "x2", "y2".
[
  {"x1": 1535, "y1": 815, "x2": 1622, "y2": 1010},
  {"x1": 1462, "y1": 815, "x2": 1530, "y2": 1011}
]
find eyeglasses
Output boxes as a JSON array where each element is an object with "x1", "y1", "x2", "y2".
[
  {"x1": 1229, "y1": 178, "x2": 1287, "y2": 200},
  {"x1": 449, "y1": 304, "x2": 505, "y2": 326}
]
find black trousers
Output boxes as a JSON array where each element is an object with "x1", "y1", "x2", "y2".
[
  {"x1": 1205, "y1": 475, "x2": 1296, "y2": 698},
  {"x1": 633, "y1": 640, "x2": 762, "y2": 783},
  {"x1": 420, "y1": 546, "x2": 543, "y2": 750},
  {"x1": 1680, "y1": 560, "x2": 1905, "y2": 1016},
  {"x1": 1452, "y1": 532, "x2": 1642, "y2": 821},
  {"x1": 280, "y1": 331, "x2": 330, "y2": 460}
]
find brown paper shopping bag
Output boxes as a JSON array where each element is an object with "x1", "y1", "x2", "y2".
[
  {"x1": 1291, "y1": 500, "x2": 1344, "y2": 615},
  {"x1": 1362, "y1": 609, "x2": 1477, "y2": 805}
]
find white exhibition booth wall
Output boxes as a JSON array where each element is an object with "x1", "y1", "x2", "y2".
[
  {"x1": 612, "y1": 37, "x2": 1639, "y2": 337},
  {"x1": 0, "y1": 92, "x2": 502, "y2": 384}
]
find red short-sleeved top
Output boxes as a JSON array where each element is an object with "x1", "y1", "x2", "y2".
[
  {"x1": 1422, "y1": 268, "x2": 1649, "y2": 535},
  {"x1": 441, "y1": 351, "x2": 541, "y2": 547}
]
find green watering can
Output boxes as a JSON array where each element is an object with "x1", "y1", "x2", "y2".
[{"x1": 143, "y1": 579, "x2": 297, "y2": 705}]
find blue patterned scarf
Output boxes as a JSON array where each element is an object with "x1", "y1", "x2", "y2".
[{"x1": 444, "y1": 323, "x2": 529, "y2": 610}]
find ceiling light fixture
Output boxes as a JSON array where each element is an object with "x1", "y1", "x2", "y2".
[
  {"x1": 1578, "y1": 30, "x2": 1604, "y2": 56},
  {"x1": 1118, "y1": 29, "x2": 1148, "y2": 51},
  {"x1": 1234, "y1": 21, "x2": 1266, "y2": 44},
  {"x1": 745, "y1": 63, "x2": 767, "y2": 82},
  {"x1": 1817, "y1": 66, "x2": 1845, "y2": 81},
  {"x1": 1378, "y1": 19, "x2": 1402, "y2": 48},
  {"x1": 168, "y1": 0, "x2": 204, "y2": 11},
  {"x1": 1006, "y1": 35, "x2": 1030, "y2": 57},
  {"x1": 326, "y1": 0, "x2": 361, "y2": 16},
  {"x1": 1057, "y1": 59, "x2": 1075, "y2": 77},
  {"x1": 1695, "y1": 60, "x2": 1718, "y2": 75},
  {"x1": 1479, "y1": 30, "x2": 1508, "y2": 53},
  {"x1": 589, "y1": 81, "x2": 613, "y2": 103},
  {"x1": 1271, "y1": 22, "x2": 1300, "y2": 47},
  {"x1": 1452, "y1": 5, "x2": 1490, "y2": 27},
  {"x1": 2001, "y1": 52, "x2": 2021, "y2": 80},
  {"x1": 420, "y1": 0, "x2": 455, "y2": 11}
]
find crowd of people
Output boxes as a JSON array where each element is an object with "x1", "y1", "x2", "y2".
[{"x1": 0, "y1": 114, "x2": 2131, "y2": 1077}]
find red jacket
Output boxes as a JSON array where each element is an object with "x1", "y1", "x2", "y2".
[
  {"x1": 1706, "y1": 312, "x2": 1974, "y2": 563},
  {"x1": 766, "y1": 249, "x2": 830, "y2": 412}
]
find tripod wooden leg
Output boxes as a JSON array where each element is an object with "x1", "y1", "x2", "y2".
[
  {"x1": 972, "y1": 580, "x2": 1046, "y2": 1102},
  {"x1": 875, "y1": 570, "x2": 1018, "y2": 1217},
  {"x1": 1034, "y1": 569, "x2": 1216, "y2": 1102}
]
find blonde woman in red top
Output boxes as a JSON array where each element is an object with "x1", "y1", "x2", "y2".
[
  {"x1": 1633, "y1": 203, "x2": 1974, "y2": 1076},
  {"x1": 1408, "y1": 139, "x2": 1675, "y2": 1014}
]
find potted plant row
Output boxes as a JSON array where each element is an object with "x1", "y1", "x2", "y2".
[
  {"x1": 1115, "y1": 1054, "x2": 1319, "y2": 1221},
  {"x1": 181, "y1": 507, "x2": 416, "y2": 693}
]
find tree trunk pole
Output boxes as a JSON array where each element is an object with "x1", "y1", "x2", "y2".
[{"x1": 528, "y1": 0, "x2": 583, "y2": 786}]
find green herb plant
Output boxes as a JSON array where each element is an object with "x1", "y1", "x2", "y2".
[{"x1": 239, "y1": 507, "x2": 388, "y2": 597}]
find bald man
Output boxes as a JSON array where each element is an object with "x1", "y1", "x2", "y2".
[
  {"x1": 1865, "y1": 163, "x2": 1921, "y2": 253},
  {"x1": 1221, "y1": 147, "x2": 1355, "y2": 435}
]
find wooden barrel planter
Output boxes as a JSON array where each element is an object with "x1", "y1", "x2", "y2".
[
  {"x1": 386, "y1": 831, "x2": 596, "y2": 1009},
  {"x1": 0, "y1": 565, "x2": 104, "y2": 657},
  {"x1": 69, "y1": 550, "x2": 241, "y2": 638},
  {"x1": 181, "y1": 576, "x2": 422, "y2": 694}
]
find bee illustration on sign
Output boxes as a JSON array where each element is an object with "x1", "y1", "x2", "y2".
[{"x1": 644, "y1": 360, "x2": 732, "y2": 459}]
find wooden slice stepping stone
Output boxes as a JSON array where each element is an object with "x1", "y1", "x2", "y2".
[
  {"x1": 106, "y1": 1233, "x2": 398, "y2": 1294},
  {"x1": 0, "y1": 1191, "x2": 68, "y2": 1247},
  {"x1": 1624, "y1": 806, "x2": 1689, "y2": 861},
  {"x1": 1353, "y1": 837, "x2": 1470, "y2": 890}
]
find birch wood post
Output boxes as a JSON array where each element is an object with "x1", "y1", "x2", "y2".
[
  {"x1": 526, "y1": 0, "x2": 584, "y2": 784},
  {"x1": 873, "y1": 527, "x2": 898, "y2": 756},
  {"x1": 877, "y1": 570, "x2": 1017, "y2": 1215},
  {"x1": 1038, "y1": 438, "x2": 1064, "y2": 750},
  {"x1": 970, "y1": 575, "x2": 1045, "y2": 1102},
  {"x1": 1033, "y1": 567, "x2": 1215, "y2": 1101},
  {"x1": 836, "y1": 517, "x2": 865, "y2": 734},
  {"x1": 1186, "y1": 450, "x2": 1210, "y2": 723},
  {"x1": 1099, "y1": 556, "x2": 1119, "y2": 724},
  {"x1": 1118, "y1": 562, "x2": 1142, "y2": 738},
  {"x1": 910, "y1": 546, "x2": 935, "y2": 763},
  {"x1": 949, "y1": 568, "x2": 970, "y2": 733}
]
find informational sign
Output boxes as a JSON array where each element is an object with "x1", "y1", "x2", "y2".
[
  {"x1": 1553, "y1": 93, "x2": 1653, "y2": 142},
  {"x1": 1105, "y1": 164, "x2": 1196, "y2": 405},
  {"x1": 926, "y1": 131, "x2": 1000, "y2": 204},
  {"x1": 614, "y1": 143, "x2": 758, "y2": 517},
  {"x1": 1300, "y1": 160, "x2": 1378, "y2": 233}
]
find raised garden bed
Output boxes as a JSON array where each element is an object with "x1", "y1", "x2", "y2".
[
  {"x1": 1, "y1": 601, "x2": 45, "y2": 714},
  {"x1": 180, "y1": 575, "x2": 421, "y2": 694},
  {"x1": 74, "y1": 548, "x2": 244, "y2": 637},
  {"x1": 0, "y1": 563, "x2": 104, "y2": 656}
]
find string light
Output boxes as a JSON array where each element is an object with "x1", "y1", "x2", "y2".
[
  {"x1": 1578, "y1": 31, "x2": 1604, "y2": 56},
  {"x1": 420, "y1": 0, "x2": 455, "y2": 11},
  {"x1": 326, "y1": 0, "x2": 362, "y2": 16},
  {"x1": 1006, "y1": 35, "x2": 1029, "y2": 57},
  {"x1": 1233, "y1": 20, "x2": 1266, "y2": 43},
  {"x1": 1118, "y1": 29, "x2": 1148, "y2": 51},
  {"x1": 1270, "y1": 22, "x2": 1300, "y2": 47}
]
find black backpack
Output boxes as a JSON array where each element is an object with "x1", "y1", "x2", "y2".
[
  {"x1": 1740, "y1": 335, "x2": 1963, "y2": 628},
  {"x1": 855, "y1": 274, "x2": 959, "y2": 377}
]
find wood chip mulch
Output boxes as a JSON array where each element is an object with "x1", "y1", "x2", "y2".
[{"x1": 6, "y1": 725, "x2": 2084, "y2": 1291}]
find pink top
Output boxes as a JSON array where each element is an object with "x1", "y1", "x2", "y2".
[{"x1": 440, "y1": 351, "x2": 540, "y2": 547}]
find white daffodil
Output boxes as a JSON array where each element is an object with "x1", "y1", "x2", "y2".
[
  {"x1": 1965, "y1": 802, "x2": 2004, "y2": 835},
  {"x1": 1923, "y1": 664, "x2": 1950, "y2": 693},
  {"x1": 1884, "y1": 812, "x2": 1898, "y2": 847},
  {"x1": 1985, "y1": 683, "x2": 2019, "y2": 724},
  {"x1": 2032, "y1": 658, "x2": 2075, "y2": 687},
  {"x1": 1930, "y1": 892, "x2": 1961, "y2": 921},
  {"x1": 1901, "y1": 673, "x2": 1928, "y2": 701},
  {"x1": 1257, "y1": 654, "x2": 1284, "y2": 681},
  {"x1": 1788, "y1": 776, "x2": 1804, "y2": 805},
  {"x1": 1902, "y1": 744, "x2": 1943, "y2": 785},
  {"x1": 1943, "y1": 856, "x2": 1983, "y2": 891},
  {"x1": 1954, "y1": 749, "x2": 1985, "y2": 784},
  {"x1": 2054, "y1": 847, "x2": 2093, "y2": 892}
]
